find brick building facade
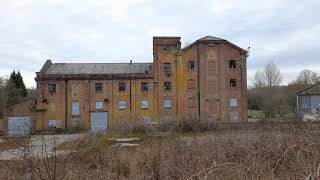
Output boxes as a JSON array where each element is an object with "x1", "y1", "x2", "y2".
[{"x1": 33, "y1": 36, "x2": 248, "y2": 131}]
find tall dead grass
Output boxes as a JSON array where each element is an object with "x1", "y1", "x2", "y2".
[{"x1": 1, "y1": 122, "x2": 320, "y2": 179}]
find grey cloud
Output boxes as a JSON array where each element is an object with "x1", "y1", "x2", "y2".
[{"x1": 0, "y1": 0, "x2": 319, "y2": 87}]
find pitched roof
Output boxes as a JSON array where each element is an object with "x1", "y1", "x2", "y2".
[
  {"x1": 44, "y1": 62, "x2": 153, "y2": 75},
  {"x1": 296, "y1": 82, "x2": 320, "y2": 95},
  {"x1": 182, "y1": 35, "x2": 246, "y2": 53},
  {"x1": 197, "y1": 36, "x2": 226, "y2": 42}
]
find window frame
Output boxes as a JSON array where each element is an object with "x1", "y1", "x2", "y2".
[
  {"x1": 230, "y1": 79, "x2": 237, "y2": 87},
  {"x1": 164, "y1": 81, "x2": 171, "y2": 91},
  {"x1": 162, "y1": 46, "x2": 172, "y2": 53},
  {"x1": 48, "y1": 83, "x2": 57, "y2": 93},
  {"x1": 72, "y1": 101, "x2": 80, "y2": 116},
  {"x1": 163, "y1": 63, "x2": 171, "y2": 72},
  {"x1": 188, "y1": 60, "x2": 195, "y2": 70},
  {"x1": 141, "y1": 82, "x2": 149, "y2": 92},
  {"x1": 141, "y1": 100, "x2": 149, "y2": 109},
  {"x1": 230, "y1": 112, "x2": 239, "y2": 122},
  {"x1": 230, "y1": 98, "x2": 238, "y2": 107},
  {"x1": 164, "y1": 99, "x2": 172, "y2": 109},
  {"x1": 118, "y1": 100, "x2": 126, "y2": 110},
  {"x1": 119, "y1": 82, "x2": 126, "y2": 92},
  {"x1": 95, "y1": 83, "x2": 103, "y2": 92},
  {"x1": 229, "y1": 60, "x2": 237, "y2": 69},
  {"x1": 95, "y1": 101, "x2": 104, "y2": 110}
]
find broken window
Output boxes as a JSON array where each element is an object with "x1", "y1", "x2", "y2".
[
  {"x1": 141, "y1": 82, "x2": 148, "y2": 91},
  {"x1": 230, "y1": 98, "x2": 238, "y2": 107},
  {"x1": 164, "y1": 82, "x2": 171, "y2": 90},
  {"x1": 95, "y1": 83, "x2": 103, "y2": 92},
  {"x1": 229, "y1": 60, "x2": 236, "y2": 69},
  {"x1": 141, "y1": 100, "x2": 149, "y2": 109},
  {"x1": 188, "y1": 61, "x2": 195, "y2": 70},
  {"x1": 163, "y1": 63, "x2": 171, "y2": 72},
  {"x1": 96, "y1": 101, "x2": 103, "y2": 110},
  {"x1": 72, "y1": 101, "x2": 80, "y2": 116},
  {"x1": 119, "y1": 82, "x2": 126, "y2": 91},
  {"x1": 162, "y1": 46, "x2": 172, "y2": 53},
  {"x1": 164, "y1": 99, "x2": 172, "y2": 108},
  {"x1": 118, "y1": 100, "x2": 126, "y2": 110},
  {"x1": 230, "y1": 79, "x2": 237, "y2": 87},
  {"x1": 48, "y1": 83, "x2": 56, "y2": 93}
]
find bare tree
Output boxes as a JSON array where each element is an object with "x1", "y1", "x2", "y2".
[
  {"x1": 296, "y1": 69, "x2": 319, "y2": 85},
  {"x1": 252, "y1": 62, "x2": 283, "y2": 118},
  {"x1": 262, "y1": 62, "x2": 283, "y2": 87},
  {"x1": 253, "y1": 70, "x2": 265, "y2": 88},
  {"x1": 253, "y1": 62, "x2": 282, "y2": 88}
]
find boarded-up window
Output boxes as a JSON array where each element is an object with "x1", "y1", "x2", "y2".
[
  {"x1": 118, "y1": 100, "x2": 126, "y2": 110},
  {"x1": 95, "y1": 83, "x2": 103, "y2": 92},
  {"x1": 208, "y1": 61, "x2": 216, "y2": 76},
  {"x1": 48, "y1": 84, "x2": 56, "y2": 93},
  {"x1": 162, "y1": 46, "x2": 171, "y2": 53},
  {"x1": 188, "y1": 79, "x2": 195, "y2": 89},
  {"x1": 188, "y1": 97, "x2": 196, "y2": 108},
  {"x1": 230, "y1": 98, "x2": 238, "y2": 107},
  {"x1": 72, "y1": 101, "x2": 80, "y2": 116},
  {"x1": 164, "y1": 99, "x2": 172, "y2": 108},
  {"x1": 230, "y1": 112, "x2": 239, "y2": 122},
  {"x1": 48, "y1": 120, "x2": 62, "y2": 128},
  {"x1": 119, "y1": 82, "x2": 126, "y2": 91},
  {"x1": 96, "y1": 101, "x2": 103, "y2": 110},
  {"x1": 141, "y1": 100, "x2": 149, "y2": 109},
  {"x1": 140, "y1": 116, "x2": 151, "y2": 124}
]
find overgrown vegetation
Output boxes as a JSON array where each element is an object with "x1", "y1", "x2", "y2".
[
  {"x1": 0, "y1": 137, "x2": 30, "y2": 151},
  {"x1": 0, "y1": 71, "x2": 35, "y2": 116},
  {"x1": 249, "y1": 64, "x2": 320, "y2": 118},
  {"x1": 1, "y1": 122, "x2": 320, "y2": 179}
]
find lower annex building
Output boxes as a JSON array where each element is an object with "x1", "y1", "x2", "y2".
[{"x1": 31, "y1": 36, "x2": 248, "y2": 131}]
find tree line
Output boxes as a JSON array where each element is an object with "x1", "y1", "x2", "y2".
[
  {"x1": 248, "y1": 62, "x2": 320, "y2": 118},
  {"x1": 0, "y1": 71, "x2": 35, "y2": 118}
]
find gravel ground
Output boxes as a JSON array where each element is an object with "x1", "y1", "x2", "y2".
[{"x1": 0, "y1": 134, "x2": 86, "y2": 160}]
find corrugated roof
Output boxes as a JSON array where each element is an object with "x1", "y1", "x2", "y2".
[{"x1": 45, "y1": 63, "x2": 153, "y2": 74}]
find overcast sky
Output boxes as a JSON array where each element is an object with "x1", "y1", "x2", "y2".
[{"x1": 0, "y1": 0, "x2": 319, "y2": 87}]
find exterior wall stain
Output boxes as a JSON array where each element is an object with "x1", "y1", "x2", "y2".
[{"x1": 23, "y1": 36, "x2": 249, "y2": 131}]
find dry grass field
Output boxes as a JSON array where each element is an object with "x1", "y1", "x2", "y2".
[{"x1": 1, "y1": 122, "x2": 320, "y2": 180}]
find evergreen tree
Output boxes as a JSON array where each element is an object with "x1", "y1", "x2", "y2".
[
  {"x1": 9, "y1": 70, "x2": 16, "y2": 85},
  {"x1": 6, "y1": 70, "x2": 28, "y2": 105},
  {"x1": 16, "y1": 71, "x2": 27, "y2": 97}
]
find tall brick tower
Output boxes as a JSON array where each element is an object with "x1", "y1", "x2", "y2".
[{"x1": 153, "y1": 37, "x2": 181, "y2": 122}]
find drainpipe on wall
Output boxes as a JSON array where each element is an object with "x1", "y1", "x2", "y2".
[
  {"x1": 65, "y1": 80, "x2": 68, "y2": 129},
  {"x1": 129, "y1": 62, "x2": 133, "y2": 122},
  {"x1": 197, "y1": 44, "x2": 201, "y2": 119}
]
